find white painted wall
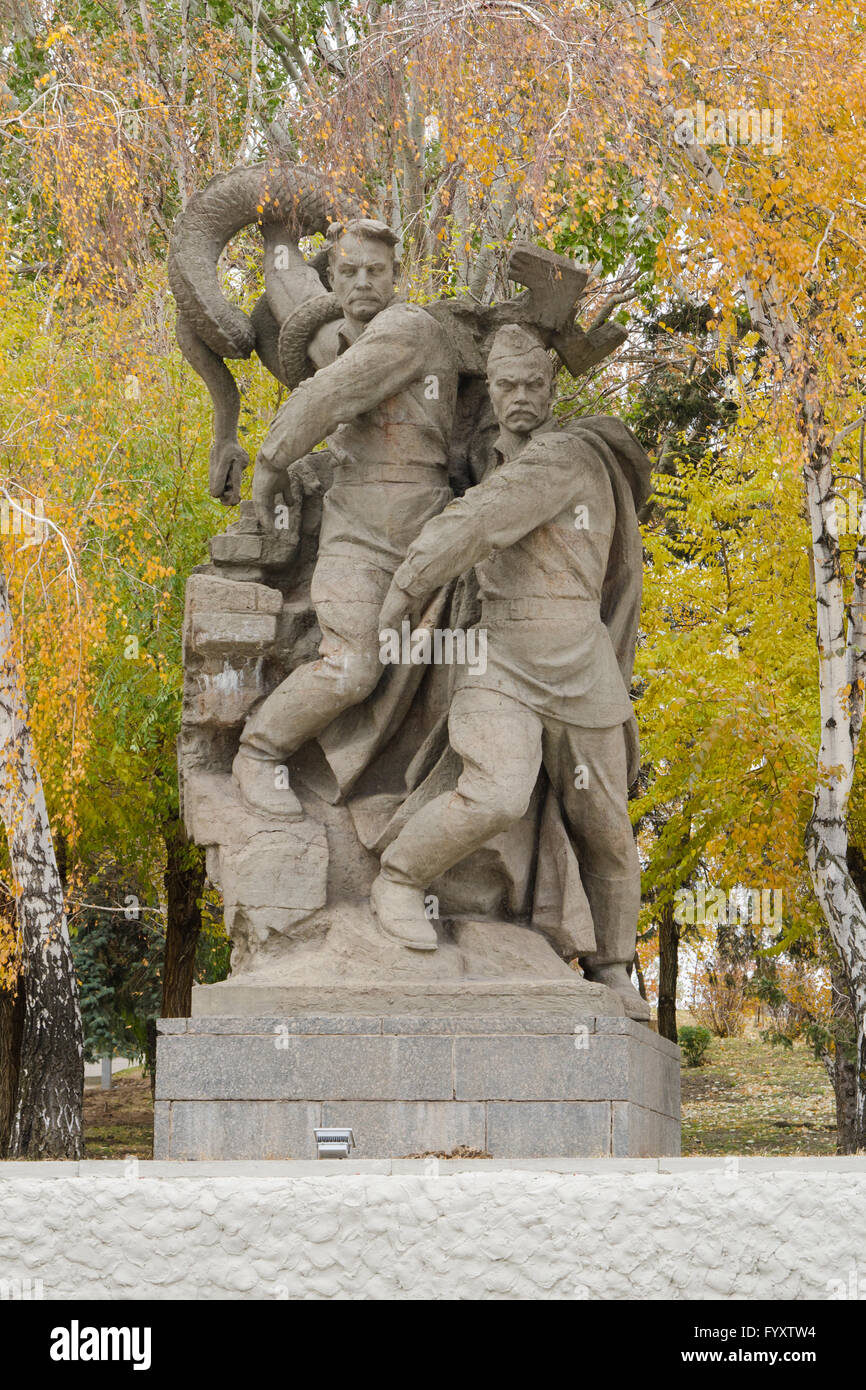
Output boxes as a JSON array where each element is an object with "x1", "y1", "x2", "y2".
[{"x1": 1, "y1": 1160, "x2": 863, "y2": 1300}]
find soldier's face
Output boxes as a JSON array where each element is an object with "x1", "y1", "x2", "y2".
[
  {"x1": 488, "y1": 354, "x2": 554, "y2": 436},
  {"x1": 331, "y1": 233, "x2": 394, "y2": 322}
]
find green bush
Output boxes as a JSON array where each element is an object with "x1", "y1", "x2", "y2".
[{"x1": 678, "y1": 1024, "x2": 712, "y2": 1067}]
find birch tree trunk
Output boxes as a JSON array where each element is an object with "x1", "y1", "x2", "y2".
[
  {"x1": 0, "y1": 975, "x2": 25, "y2": 1157},
  {"x1": 799, "y1": 381, "x2": 866, "y2": 1146},
  {"x1": 824, "y1": 931, "x2": 858, "y2": 1153},
  {"x1": 657, "y1": 899, "x2": 679, "y2": 1043},
  {"x1": 161, "y1": 814, "x2": 204, "y2": 1019},
  {"x1": 0, "y1": 569, "x2": 83, "y2": 1159}
]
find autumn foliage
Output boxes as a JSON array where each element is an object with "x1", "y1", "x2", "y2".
[{"x1": 1, "y1": 0, "x2": 866, "y2": 1144}]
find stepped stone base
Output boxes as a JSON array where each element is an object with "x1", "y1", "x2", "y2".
[
  {"x1": 154, "y1": 1011, "x2": 680, "y2": 1160},
  {"x1": 191, "y1": 977, "x2": 621, "y2": 1018}
]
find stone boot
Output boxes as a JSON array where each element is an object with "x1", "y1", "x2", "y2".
[
  {"x1": 370, "y1": 874, "x2": 438, "y2": 951},
  {"x1": 582, "y1": 963, "x2": 650, "y2": 1021},
  {"x1": 232, "y1": 747, "x2": 303, "y2": 820}
]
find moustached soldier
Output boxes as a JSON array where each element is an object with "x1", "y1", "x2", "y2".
[{"x1": 370, "y1": 323, "x2": 651, "y2": 1020}]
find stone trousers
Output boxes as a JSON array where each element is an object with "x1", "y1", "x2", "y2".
[
  {"x1": 241, "y1": 557, "x2": 391, "y2": 760},
  {"x1": 380, "y1": 686, "x2": 639, "y2": 969}
]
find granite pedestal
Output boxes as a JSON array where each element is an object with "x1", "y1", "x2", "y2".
[{"x1": 154, "y1": 995, "x2": 681, "y2": 1159}]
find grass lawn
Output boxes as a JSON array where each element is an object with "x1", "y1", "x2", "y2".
[
  {"x1": 80, "y1": 1035, "x2": 840, "y2": 1158},
  {"x1": 83, "y1": 1067, "x2": 153, "y2": 1159},
  {"x1": 681, "y1": 1032, "x2": 837, "y2": 1156}
]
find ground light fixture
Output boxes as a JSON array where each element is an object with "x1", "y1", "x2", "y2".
[{"x1": 314, "y1": 1127, "x2": 356, "y2": 1158}]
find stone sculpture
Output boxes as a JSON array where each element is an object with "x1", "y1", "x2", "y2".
[
  {"x1": 233, "y1": 218, "x2": 458, "y2": 819},
  {"x1": 156, "y1": 161, "x2": 684, "y2": 1162},
  {"x1": 170, "y1": 161, "x2": 652, "y2": 1021},
  {"x1": 371, "y1": 324, "x2": 647, "y2": 1019}
]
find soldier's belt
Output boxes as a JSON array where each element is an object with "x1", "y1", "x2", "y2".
[
  {"x1": 482, "y1": 597, "x2": 601, "y2": 621},
  {"x1": 331, "y1": 462, "x2": 449, "y2": 485}
]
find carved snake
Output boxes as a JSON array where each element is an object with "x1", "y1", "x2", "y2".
[{"x1": 168, "y1": 162, "x2": 361, "y2": 504}]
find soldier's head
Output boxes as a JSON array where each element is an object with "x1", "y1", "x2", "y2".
[
  {"x1": 326, "y1": 219, "x2": 399, "y2": 324},
  {"x1": 486, "y1": 325, "x2": 556, "y2": 438}
]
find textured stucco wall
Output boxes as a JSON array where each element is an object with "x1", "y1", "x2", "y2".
[{"x1": 1, "y1": 1160, "x2": 864, "y2": 1300}]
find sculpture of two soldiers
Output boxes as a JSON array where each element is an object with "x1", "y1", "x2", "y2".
[{"x1": 231, "y1": 217, "x2": 647, "y2": 1020}]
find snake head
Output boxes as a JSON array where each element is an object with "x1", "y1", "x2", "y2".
[{"x1": 209, "y1": 441, "x2": 250, "y2": 507}]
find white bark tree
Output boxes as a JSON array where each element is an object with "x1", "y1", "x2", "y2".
[{"x1": 0, "y1": 561, "x2": 83, "y2": 1159}]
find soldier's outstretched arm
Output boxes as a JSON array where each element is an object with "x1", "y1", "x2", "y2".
[{"x1": 386, "y1": 436, "x2": 587, "y2": 610}]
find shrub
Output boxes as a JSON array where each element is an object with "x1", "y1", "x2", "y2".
[
  {"x1": 694, "y1": 962, "x2": 750, "y2": 1037},
  {"x1": 678, "y1": 1024, "x2": 712, "y2": 1067}
]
